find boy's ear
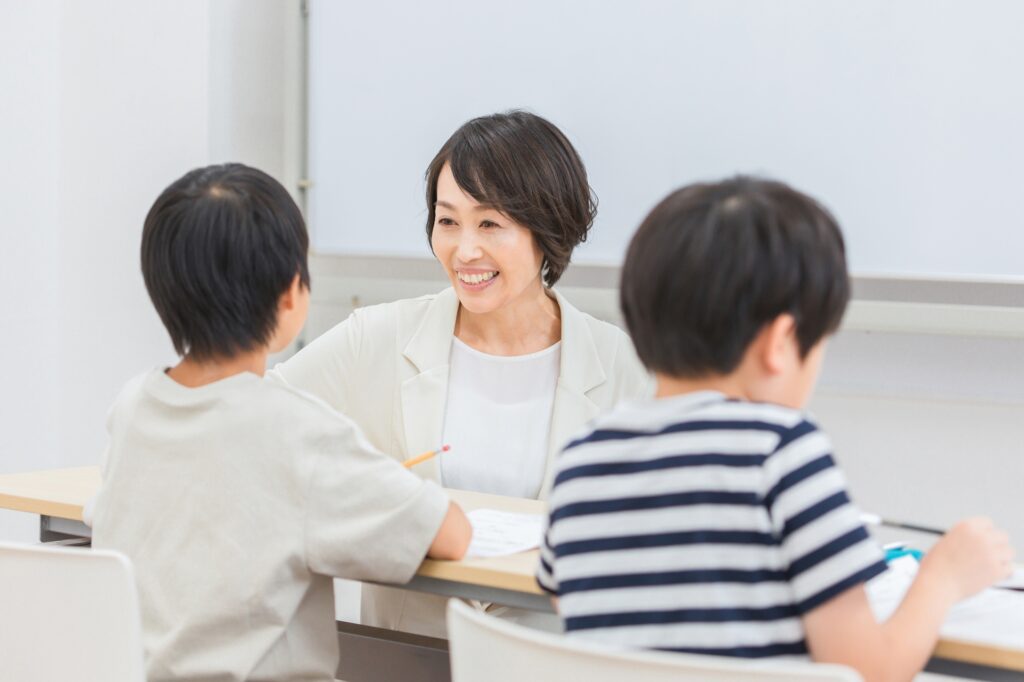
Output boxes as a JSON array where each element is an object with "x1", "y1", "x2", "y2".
[
  {"x1": 760, "y1": 313, "x2": 798, "y2": 375},
  {"x1": 278, "y1": 274, "x2": 303, "y2": 311}
]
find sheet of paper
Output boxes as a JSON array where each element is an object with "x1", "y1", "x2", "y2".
[
  {"x1": 866, "y1": 556, "x2": 1024, "y2": 649},
  {"x1": 942, "y1": 588, "x2": 1024, "y2": 648},
  {"x1": 866, "y1": 555, "x2": 918, "y2": 623},
  {"x1": 995, "y1": 565, "x2": 1024, "y2": 591},
  {"x1": 466, "y1": 509, "x2": 544, "y2": 558}
]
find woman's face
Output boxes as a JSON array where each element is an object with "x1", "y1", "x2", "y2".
[{"x1": 431, "y1": 163, "x2": 545, "y2": 315}]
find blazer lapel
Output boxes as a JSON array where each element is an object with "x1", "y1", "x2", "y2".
[
  {"x1": 541, "y1": 290, "x2": 606, "y2": 498},
  {"x1": 400, "y1": 288, "x2": 459, "y2": 483}
]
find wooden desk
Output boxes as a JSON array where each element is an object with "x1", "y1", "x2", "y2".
[
  {"x1": 0, "y1": 466, "x2": 99, "y2": 519},
  {"x1": 411, "y1": 488, "x2": 549, "y2": 611},
  {"x1": 0, "y1": 466, "x2": 550, "y2": 609},
  {"x1": 2, "y1": 466, "x2": 1022, "y2": 679}
]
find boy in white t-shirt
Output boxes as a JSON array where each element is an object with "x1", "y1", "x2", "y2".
[
  {"x1": 90, "y1": 163, "x2": 471, "y2": 682},
  {"x1": 538, "y1": 177, "x2": 1014, "y2": 680}
]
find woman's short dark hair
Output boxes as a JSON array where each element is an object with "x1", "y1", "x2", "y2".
[
  {"x1": 424, "y1": 110, "x2": 596, "y2": 287},
  {"x1": 621, "y1": 176, "x2": 850, "y2": 378},
  {"x1": 141, "y1": 163, "x2": 309, "y2": 361}
]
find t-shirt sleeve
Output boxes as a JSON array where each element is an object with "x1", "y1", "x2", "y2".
[
  {"x1": 763, "y1": 420, "x2": 887, "y2": 615},
  {"x1": 535, "y1": 518, "x2": 559, "y2": 596},
  {"x1": 304, "y1": 415, "x2": 450, "y2": 584}
]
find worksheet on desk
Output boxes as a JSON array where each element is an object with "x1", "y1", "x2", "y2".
[
  {"x1": 867, "y1": 557, "x2": 1024, "y2": 647},
  {"x1": 942, "y1": 589, "x2": 1024, "y2": 648},
  {"x1": 997, "y1": 566, "x2": 1024, "y2": 591},
  {"x1": 465, "y1": 509, "x2": 544, "y2": 558}
]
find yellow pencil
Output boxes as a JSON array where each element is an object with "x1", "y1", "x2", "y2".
[{"x1": 403, "y1": 444, "x2": 451, "y2": 468}]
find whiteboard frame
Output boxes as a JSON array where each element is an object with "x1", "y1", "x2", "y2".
[{"x1": 305, "y1": 253, "x2": 1024, "y2": 339}]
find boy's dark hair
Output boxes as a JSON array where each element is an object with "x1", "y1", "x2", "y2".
[
  {"x1": 141, "y1": 163, "x2": 309, "y2": 361},
  {"x1": 621, "y1": 176, "x2": 849, "y2": 378},
  {"x1": 424, "y1": 110, "x2": 596, "y2": 286}
]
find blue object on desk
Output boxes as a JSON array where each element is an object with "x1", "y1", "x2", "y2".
[{"x1": 884, "y1": 546, "x2": 924, "y2": 562}]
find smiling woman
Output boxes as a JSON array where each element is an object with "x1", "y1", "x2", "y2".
[{"x1": 271, "y1": 110, "x2": 652, "y2": 637}]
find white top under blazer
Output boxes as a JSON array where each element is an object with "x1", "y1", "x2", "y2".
[{"x1": 441, "y1": 337, "x2": 561, "y2": 498}]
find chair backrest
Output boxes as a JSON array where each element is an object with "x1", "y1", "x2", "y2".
[
  {"x1": 447, "y1": 600, "x2": 861, "y2": 682},
  {"x1": 0, "y1": 541, "x2": 146, "y2": 682}
]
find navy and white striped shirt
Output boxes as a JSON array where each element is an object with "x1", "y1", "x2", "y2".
[{"x1": 536, "y1": 391, "x2": 886, "y2": 658}]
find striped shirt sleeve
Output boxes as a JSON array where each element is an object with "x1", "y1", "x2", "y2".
[
  {"x1": 764, "y1": 420, "x2": 887, "y2": 615},
  {"x1": 535, "y1": 519, "x2": 559, "y2": 595}
]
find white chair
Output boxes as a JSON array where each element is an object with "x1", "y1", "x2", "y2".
[
  {"x1": 0, "y1": 541, "x2": 146, "y2": 682},
  {"x1": 447, "y1": 599, "x2": 861, "y2": 682}
]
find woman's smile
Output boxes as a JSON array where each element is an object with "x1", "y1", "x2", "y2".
[
  {"x1": 431, "y1": 163, "x2": 545, "y2": 315},
  {"x1": 456, "y1": 269, "x2": 500, "y2": 290}
]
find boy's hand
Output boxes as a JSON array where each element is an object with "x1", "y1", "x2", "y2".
[
  {"x1": 807, "y1": 517, "x2": 1013, "y2": 681},
  {"x1": 920, "y1": 516, "x2": 1014, "y2": 603}
]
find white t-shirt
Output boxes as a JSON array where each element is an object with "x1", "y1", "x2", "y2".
[
  {"x1": 91, "y1": 369, "x2": 449, "y2": 682},
  {"x1": 441, "y1": 337, "x2": 561, "y2": 499}
]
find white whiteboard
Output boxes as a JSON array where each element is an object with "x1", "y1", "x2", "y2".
[{"x1": 308, "y1": 0, "x2": 1024, "y2": 279}]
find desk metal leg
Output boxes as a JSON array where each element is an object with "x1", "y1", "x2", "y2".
[
  {"x1": 925, "y1": 657, "x2": 1023, "y2": 681},
  {"x1": 336, "y1": 620, "x2": 450, "y2": 682},
  {"x1": 398, "y1": 575, "x2": 555, "y2": 613},
  {"x1": 39, "y1": 515, "x2": 92, "y2": 543}
]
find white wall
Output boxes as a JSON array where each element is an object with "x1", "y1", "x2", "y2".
[
  {"x1": 55, "y1": 1, "x2": 209, "y2": 473},
  {"x1": 208, "y1": 0, "x2": 289, "y2": 174},
  {"x1": 0, "y1": 0, "x2": 296, "y2": 543},
  {"x1": 0, "y1": 2, "x2": 62, "y2": 542},
  {"x1": 810, "y1": 331, "x2": 1024, "y2": 548}
]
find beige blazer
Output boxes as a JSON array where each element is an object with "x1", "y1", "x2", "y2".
[{"x1": 273, "y1": 286, "x2": 652, "y2": 635}]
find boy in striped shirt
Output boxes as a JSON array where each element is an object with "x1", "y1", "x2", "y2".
[{"x1": 537, "y1": 177, "x2": 1013, "y2": 679}]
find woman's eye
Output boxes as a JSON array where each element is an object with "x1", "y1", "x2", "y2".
[
  {"x1": 480, "y1": 220, "x2": 500, "y2": 229},
  {"x1": 437, "y1": 217, "x2": 456, "y2": 226}
]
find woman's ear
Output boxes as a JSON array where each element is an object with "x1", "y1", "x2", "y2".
[{"x1": 760, "y1": 313, "x2": 798, "y2": 375}]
